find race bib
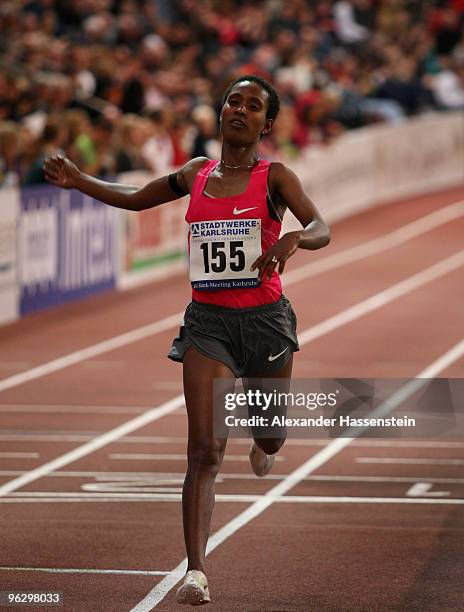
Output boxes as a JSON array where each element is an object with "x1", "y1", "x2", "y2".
[{"x1": 189, "y1": 219, "x2": 262, "y2": 290}]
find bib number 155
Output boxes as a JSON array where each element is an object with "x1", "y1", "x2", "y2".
[{"x1": 200, "y1": 241, "x2": 245, "y2": 273}]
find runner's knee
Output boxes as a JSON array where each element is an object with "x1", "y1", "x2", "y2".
[{"x1": 187, "y1": 440, "x2": 225, "y2": 471}]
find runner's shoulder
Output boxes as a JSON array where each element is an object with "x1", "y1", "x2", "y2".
[
  {"x1": 268, "y1": 161, "x2": 294, "y2": 185},
  {"x1": 268, "y1": 161, "x2": 295, "y2": 199},
  {"x1": 177, "y1": 157, "x2": 211, "y2": 194}
]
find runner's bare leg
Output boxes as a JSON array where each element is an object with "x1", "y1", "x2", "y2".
[
  {"x1": 182, "y1": 346, "x2": 235, "y2": 572},
  {"x1": 245, "y1": 354, "x2": 293, "y2": 455}
]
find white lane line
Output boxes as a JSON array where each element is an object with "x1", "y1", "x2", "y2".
[
  {"x1": 131, "y1": 337, "x2": 464, "y2": 610},
  {"x1": 108, "y1": 453, "x2": 284, "y2": 462},
  {"x1": 0, "y1": 312, "x2": 183, "y2": 393},
  {"x1": 0, "y1": 396, "x2": 185, "y2": 498},
  {"x1": 0, "y1": 471, "x2": 177, "y2": 478},
  {"x1": 1, "y1": 255, "x2": 463, "y2": 500},
  {"x1": 0, "y1": 433, "x2": 188, "y2": 443},
  {"x1": 1, "y1": 493, "x2": 463, "y2": 505},
  {"x1": 0, "y1": 566, "x2": 170, "y2": 576},
  {"x1": 282, "y1": 200, "x2": 464, "y2": 285},
  {"x1": 1, "y1": 433, "x2": 463, "y2": 449},
  {"x1": 1, "y1": 200, "x2": 463, "y2": 395},
  {"x1": 337, "y1": 440, "x2": 464, "y2": 448},
  {"x1": 357, "y1": 458, "x2": 464, "y2": 465},
  {"x1": 302, "y1": 475, "x2": 464, "y2": 484},
  {"x1": 298, "y1": 250, "x2": 464, "y2": 344},
  {"x1": 82, "y1": 485, "x2": 183, "y2": 493},
  {"x1": 0, "y1": 453, "x2": 39, "y2": 458},
  {"x1": 2, "y1": 430, "x2": 100, "y2": 435},
  {"x1": 1, "y1": 471, "x2": 463, "y2": 484},
  {"x1": 0, "y1": 434, "x2": 110, "y2": 442},
  {"x1": 0, "y1": 405, "x2": 152, "y2": 414}
]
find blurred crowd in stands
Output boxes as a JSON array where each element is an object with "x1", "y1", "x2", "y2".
[{"x1": 1, "y1": 0, "x2": 464, "y2": 187}]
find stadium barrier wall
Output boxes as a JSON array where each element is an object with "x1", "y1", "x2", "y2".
[{"x1": 0, "y1": 111, "x2": 462, "y2": 324}]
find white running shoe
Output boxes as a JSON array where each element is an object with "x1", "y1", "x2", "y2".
[
  {"x1": 175, "y1": 570, "x2": 211, "y2": 606},
  {"x1": 249, "y1": 442, "x2": 275, "y2": 477}
]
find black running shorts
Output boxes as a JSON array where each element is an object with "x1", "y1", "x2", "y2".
[{"x1": 168, "y1": 295, "x2": 299, "y2": 378}]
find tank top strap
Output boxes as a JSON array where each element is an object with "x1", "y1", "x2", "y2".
[
  {"x1": 246, "y1": 159, "x2": 271, "y2": 199},
  {"x1": 190, "y1": 159, "x2": 218, "y2": 201}
]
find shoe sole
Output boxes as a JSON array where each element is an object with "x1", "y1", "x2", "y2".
[{"x1": 176, "y1": 582, "x2": 211, "y2": 606}]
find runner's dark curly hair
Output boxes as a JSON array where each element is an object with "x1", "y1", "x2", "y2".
[{"x1": 222, "y1": 75, "x2": 280, "y2": 121}]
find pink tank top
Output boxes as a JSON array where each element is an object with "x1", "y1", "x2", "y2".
[{"x1": 186, "y1": 159, "x2": 282, "y2": 308}]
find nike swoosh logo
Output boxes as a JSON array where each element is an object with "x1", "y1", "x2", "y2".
[
  {"x1": 268, "y1": 347, "x2": 288, "y2": 362},
  {"x1": 233, "y1": 206, "x2": 258, "y2": 215}
]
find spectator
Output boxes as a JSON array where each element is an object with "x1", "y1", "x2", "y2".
[
  {"x1": 190, "y1": 105, "x2": 220, "y2": 160},
  {"x1": 89, "y1": 116, "x2": 117, "y2": 177},
  {"x1": 23, "y1": 117, "x2": 68, "y2": 185},
  {"x1": 429, "y1": 56, "x2": 464, "y2": 109},
  {"x1": 431, "y1": 7, "x2": 463, "y2": 56},
  {"x1": 0, "y1": 121, "x2": 20, "y2": 187},
  {"x1": 269, "y1": 104, "x2": 300, "y2": 159},
  {"x1": 142, "y1": 110, "x2": 175, "y2": 174},
  {"x1": 63, "y1": 108, "x2": 94, "y2": 169},
  {"x1": 373, "y1": 57, "x2": 435, "y2": 115},
  {"x1": 114, "y1": 115, "x2": 151, "y2": 173},
  {"x1": 333, "y1": 0, "x2": 370, "y2": 45}
]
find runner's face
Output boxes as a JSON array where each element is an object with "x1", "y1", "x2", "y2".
[{"x1": 220, "y1": 81, "x2": 272, "y2": 145}]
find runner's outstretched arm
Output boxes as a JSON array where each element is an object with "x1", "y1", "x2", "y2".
[{"x1": 43, "y1": 155, "x2": 208, "y2": 211}]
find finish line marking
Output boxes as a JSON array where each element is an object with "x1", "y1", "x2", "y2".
[
  {"x1": 0, "y1": 433, "x2": 463, "y2": 449},
  {"x1": 357, "y1": 457, "x2": 464, "y2": 465},
  {"x1": 0, "y1": 493, "x2": 463, "y2": 505},
  {"x1": 2, "y1": 471, "x2": 464, "y2": 484},
  {"x1": 108, "y1": 453, "x2": 284, "y2": 462}
]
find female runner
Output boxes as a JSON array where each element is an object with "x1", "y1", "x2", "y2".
[{"x1": 44, "y1": 75, "x2": 330, "y2": 606}]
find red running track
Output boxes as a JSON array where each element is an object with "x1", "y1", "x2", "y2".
[{"x1": 0, "y1": 185, "x2": 463, "y2": 611}]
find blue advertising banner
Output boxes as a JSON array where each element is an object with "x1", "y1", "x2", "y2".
[{"x1": 19, "y1": 185, "x2": 119, "y2": 315}]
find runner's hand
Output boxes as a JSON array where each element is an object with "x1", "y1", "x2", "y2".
[
  {"x1": 250, "y1": 232, "x2": 300, "y2": 281},
  {"x1": 43, "y1": 155, "x2": 80, "y2": 189}
]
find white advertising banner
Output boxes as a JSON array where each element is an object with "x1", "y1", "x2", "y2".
[
  {"x1": 374, "y1": 112, "x2": 464, "y2": 201},
  {"x1": 289, "y1": 126, "x2": 378, "y2": 226},
  {"x1": 282, "y1": 111, "x2": 464, "y2": 234},
  {"x1": 0, "y1": 187, "x2": 20, "y2": 324}
]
